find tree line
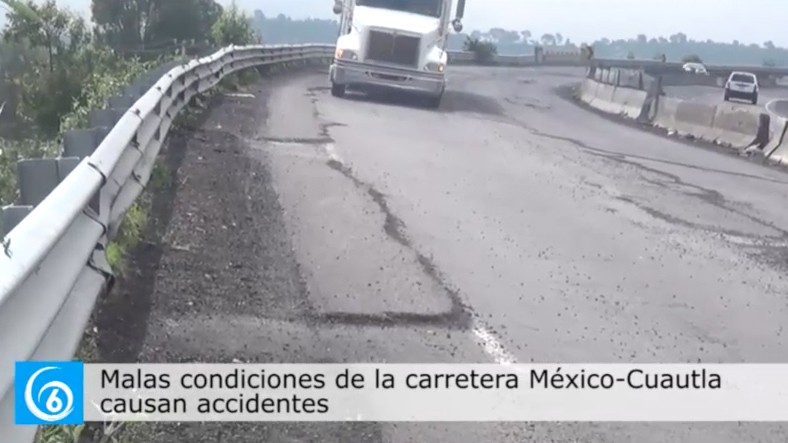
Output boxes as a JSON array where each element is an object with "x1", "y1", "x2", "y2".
[{"x1": 246, "y1": 13, "x2": 788, "y2": 67}]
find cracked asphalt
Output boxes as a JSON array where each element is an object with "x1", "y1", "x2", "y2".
[{"x1": 99, "y1": 66, "x2": 788, "y2": 442}]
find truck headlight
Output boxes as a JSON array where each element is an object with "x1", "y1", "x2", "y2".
[
  {"x1": 335, "y1": 48, "x2": 358, "y2": 60},
  {"x1": 425, "y1": 62, "x2": 445, "y2": 73}
]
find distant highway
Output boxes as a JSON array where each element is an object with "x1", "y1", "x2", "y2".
[{"x1": 663, "y1": 84, "x2": 788, "y2": 112}]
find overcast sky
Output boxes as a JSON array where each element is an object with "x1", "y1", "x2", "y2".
[
  {"x1": 235, "y1": 0, "x2": 788, "y2": 47},
  {"x1": 53, "y1": 0, "x2": 788, "y2": 47},
  {"x1": 461, "y1": 0, "x2": 787, "y2": 46}
]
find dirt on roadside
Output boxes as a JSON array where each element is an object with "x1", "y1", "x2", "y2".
[{"x1": 84, "y1": 67, "x2": 384, "y2": 443}]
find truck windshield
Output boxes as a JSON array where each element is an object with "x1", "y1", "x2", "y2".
[{"x1": 356, "y1": 0, "x2": 443, "y2": 18}]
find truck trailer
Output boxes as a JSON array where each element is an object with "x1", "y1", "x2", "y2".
[{"x1": 329, "y1": 0, "x2": 466, "y2": 108}]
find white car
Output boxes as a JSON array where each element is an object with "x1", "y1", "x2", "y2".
[
  {"x1": 682, "y1": 62, "x2": 708, "y2": 75},
  {"x1": 724, "y1": 71, "x2": 759, "y2": 104}
]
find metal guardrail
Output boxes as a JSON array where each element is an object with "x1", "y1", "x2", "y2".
[
  {"x1": 449, "y1": 49, "x2": 788, "y2": 78},
  {"x1": 0, "y1": 43, "x2": 334, "y2": 442},
  {"x1": 593, "y1": 58, "x2": 788, "y2": 79}
]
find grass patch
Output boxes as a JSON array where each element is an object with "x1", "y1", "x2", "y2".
[
  {"x1": 106, "y1": 163, "x2": 173, "y2": 276},
  {"x1": 35, "y1": 424, "x2": 86, "y2": 443},
  {"x1": 35, "y1": 422, "x2": 143, "y2": 443},
  {"x1": 106, "y1": 199, "x2": 149, "y2": 277}
]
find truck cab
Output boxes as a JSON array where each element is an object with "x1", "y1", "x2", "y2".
[{"x1": 329, "y1": 0, "x2": 465, "y2": 108}]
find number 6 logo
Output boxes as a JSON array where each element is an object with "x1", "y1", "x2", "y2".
[{"x1": 24, "y1": 366, "x2": 75, "y2": 422}]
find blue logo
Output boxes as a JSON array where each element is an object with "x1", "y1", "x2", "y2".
[{"x1": 15, "y1": 361, "x2": 84, "y2": 425}]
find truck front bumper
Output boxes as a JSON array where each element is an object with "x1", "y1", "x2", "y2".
[{"x1": 330, "y1": 60, "x2": 445, "y2": 97}]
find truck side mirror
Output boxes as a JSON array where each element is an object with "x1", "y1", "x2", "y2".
[
  {"x1": 452, "y1": 19, "x2": 463, "y2": 33},
  {"x1": 333, "y1": 1, "x2": 342, "y2": 14}
]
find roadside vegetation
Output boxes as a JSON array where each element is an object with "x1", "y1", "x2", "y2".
[
  {"x1": 0, "y1": 1, "x2": 258, "y2": 442},
  {"x1": 246, "y1": 12, "x2": 788, "y2": 66},
  {"x1": 464, "y1": 36, "x2": 498, "y2": 64}
]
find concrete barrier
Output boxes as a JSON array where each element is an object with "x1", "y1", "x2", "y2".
[
  {"x1": 652, "y1": 96, "x2": 682, "y2": 129},
  {"x1": 611, "y1": 87, "x2": 649, "y2": 119},
  {"x1": 669, "y1": 101, "x2": 717, "y2": 140},
  {"x1": 615, "y1": 68, "x2": 642, "y2": 89},
  {"x1": 577, "y1": 79, "x2": 648, "y2": 119},
  {"x1": 652, "y1": 100, "x2": 767, "y2": 148},
  {"x1": 764, "y1": 116, "x2": 788, "y2": 161},
  {"x1": 579, "y1": 78, "x2": 769, "y2": 149},
  {"x1": 708, "y1": 103, "x2": 766, "y2": 148},
  {"x1": 578, "y1": 79, "x2": 599, "y2": 105},
  {"x1": 589, "y1": 83, "x2": 618, "y2": 113}
]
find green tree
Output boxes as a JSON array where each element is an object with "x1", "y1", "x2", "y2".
[
  {"x1": 763, "y1": 58, "x2": 777, "y2": 67},
  {"x1": 540, "y1": 33, "x2": 556, "y2": 46},
  {"x1": 464, "y1": 36, "x2": 497, "y2": 64},
  {"x1": 3, "y1": 0, "x2": 93, "y2": 134},
  {"x1": 626, "y1": 51, "x2": 635, "y2": 60},
  {"x1": 211, "y1": 1, "x2": 258, "y2": 46},
  {"x1": 91, "y1": 0, "x2": 153, "y2": 49},
  {"x1": 150, "y1": 0, "x2": 222, "y2": 44},
  {"x1": 92, "y1": 0, "x2": 222, "y2": 50}
]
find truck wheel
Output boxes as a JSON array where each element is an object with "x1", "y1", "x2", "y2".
[
  {"x1": 331, "y1": 82, "x2": 346, "y2": 98},
  {"x1": 723, "y1": 91, "x2": 729, "y2": 101},
  {"x1": 752, "y1": 94, "x2": 758, "y2": 105}
]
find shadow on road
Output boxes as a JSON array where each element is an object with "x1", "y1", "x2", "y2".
[{"x1": 339, "y1": 88, "x2": 505, "y2": 116}]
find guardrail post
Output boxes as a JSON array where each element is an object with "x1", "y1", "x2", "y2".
[
  {"x1": 1, "y1": 205, "x2": 32, "y2": 237},
  {"x1": 123, "y1": 83, "x2": 149, "y2": 100},
  {"x1": 16, "y1": 158, "x2": 82, "y2": 207},
  {"x1": 62, "y1": 128, "x2": 108, "y2": 159},
  {"x1": 17, "y1": 159, "x2": 58, "y2": 207},
  {"x1": 107, "y1": 95, "x2": 135, "y2": 110},
  {"x1": 88, "y1": 109, "x2": 127, "y2": 130},
  {"x1": 57, "y1": 157, "x2": 80, "y2": 180}
]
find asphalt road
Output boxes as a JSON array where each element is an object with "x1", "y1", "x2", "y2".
[
  {"x1": 664, "y1": 83, "x2": 788, "y2": 112},
  {"x1": 109, "y1": 65, "x2": 788, "y2": 442}
]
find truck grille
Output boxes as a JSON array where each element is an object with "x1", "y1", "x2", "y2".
[{"x1": 366, "y1": 30, "x2": 420, "y2": 67}]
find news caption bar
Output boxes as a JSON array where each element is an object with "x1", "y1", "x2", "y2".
[{"x1": 14, "y1": 362, "x2": 788, "y2": 424}]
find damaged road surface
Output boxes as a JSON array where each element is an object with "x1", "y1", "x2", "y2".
[{"x1": 101, "y1": 67, "x2": 788, "y2": 442}]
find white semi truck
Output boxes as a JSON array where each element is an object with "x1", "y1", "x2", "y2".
[{"x1": 329, "y1": 0, "x2": 466, "y2": 108}]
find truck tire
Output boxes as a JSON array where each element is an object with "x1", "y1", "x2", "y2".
[
  {"x1": 723, "y1": 91, "x2": 729, "y2": 101},
  {"x1": 752, "y1": 94, "x2": 758, "y2": 105},
  {"x1": 331, "y1": 82, "x2": 346, "y2": 98}
]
